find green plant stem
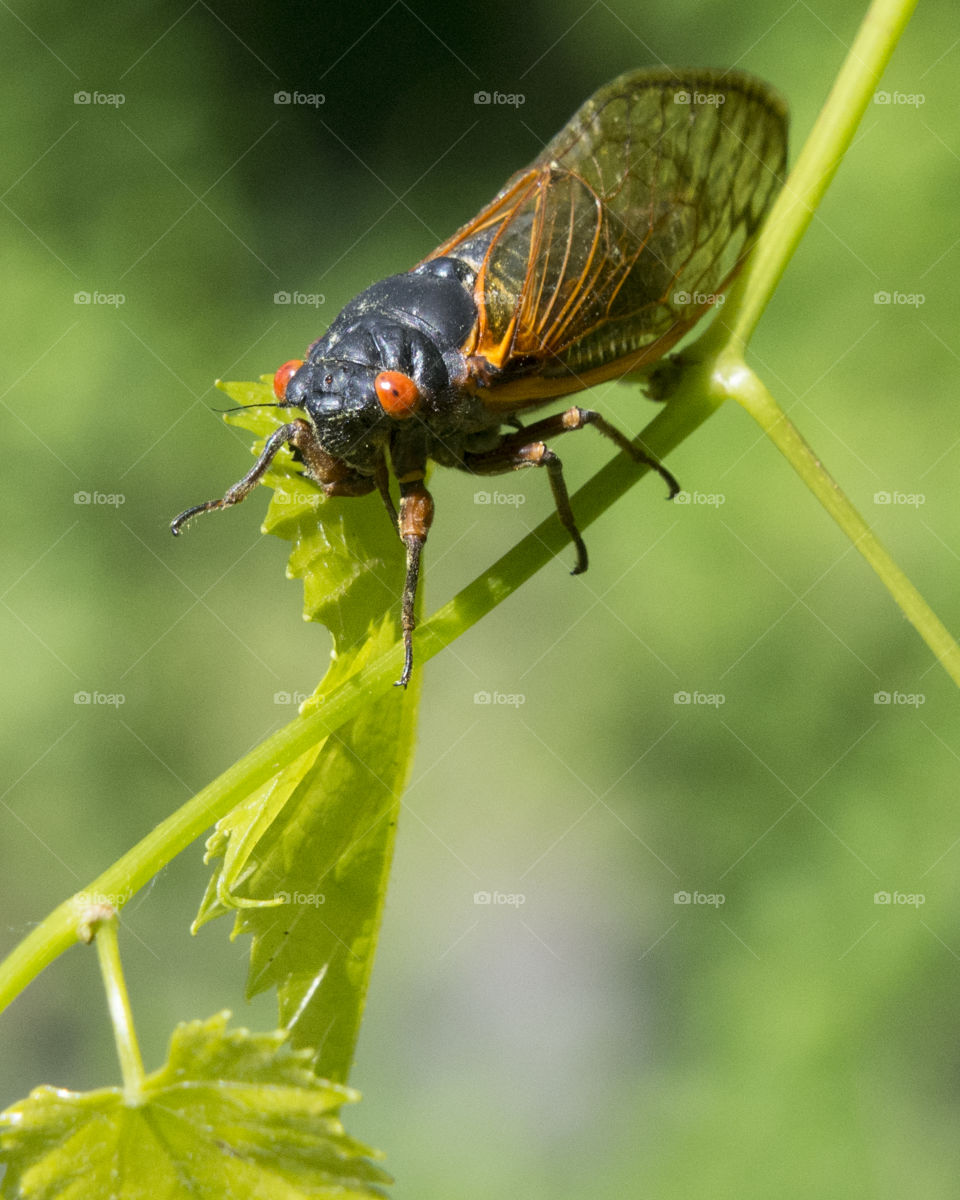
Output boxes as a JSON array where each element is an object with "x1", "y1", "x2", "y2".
[
  {"x1": 715, "y1": 360, "x2": 960, "y2": 687},
  {"x1": 701, "y1": 0, "x2": 920, "y2": 355},
  {"x1": 93, "y1": 913, "x2": 146, "y2": 1101},
  {"x1": 694, "y1": 0, "x2": 960, "y2": 681},
  {"x1": 0, "y1": 381, "x2": 718, "y2": 1017}
]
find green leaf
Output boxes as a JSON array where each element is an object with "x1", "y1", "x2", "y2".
[
  {"x1": 193, "y1": 383, "x2": 420, "y2": 1084},
  {"x1": 214, "y1": 378, "x2": 405, "y2": 655},
  {"x1": 0, "y1": 1012, "x2": 389, "y2": 1199}
]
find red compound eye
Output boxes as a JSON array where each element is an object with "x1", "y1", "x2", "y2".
[
  {"x1": 273, "y1": 358, "x2": 304, "y2": 400},
  {"x1": 374, "y1": 370, "x2": 421, "y2": 419}
]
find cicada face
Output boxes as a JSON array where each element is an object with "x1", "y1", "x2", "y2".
[{"x1": 282, "y1": 359, "x2": 388, "y2": 474}]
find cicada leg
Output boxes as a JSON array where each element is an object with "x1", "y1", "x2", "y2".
[
  {"x1": 462, "y1": 405, "x2": 679, "y2": 574},
  {"x1": 171, "y1": 418, "x2": 382, "y2": 535}
]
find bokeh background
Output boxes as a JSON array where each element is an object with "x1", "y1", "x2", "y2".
[{"x1": 2, "y1": 0, "x2": 959, "y2": 1196}]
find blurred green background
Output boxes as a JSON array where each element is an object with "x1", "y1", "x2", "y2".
[{"x1": 2, "y1": 0, "x2": 959, "y2": 1195}]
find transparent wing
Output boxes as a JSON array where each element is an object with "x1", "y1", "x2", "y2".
[{"x1": 423, "y1": 68, "x2": 788, "y2": 407}]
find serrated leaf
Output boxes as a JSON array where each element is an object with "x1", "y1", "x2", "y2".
[
  {"x1": 217, "y1": 379, "x2": 404, "y2": 655},
  {"x1": 193, "y1": 743, "x2": 322, "y2": 928},
  {"x1": 0, "y1": 1012, "x2": 390, "y2": 1199},
  {"x1": 195, "y1": 385, "x2": 421, "y2": 1083}
]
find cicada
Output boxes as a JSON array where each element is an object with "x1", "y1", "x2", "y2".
[{"x1": 173, "y1": 68, "x2": 787, "y2": 686}]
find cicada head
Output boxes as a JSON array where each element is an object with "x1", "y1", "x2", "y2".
[{"x1": 276, "y1": 357, "x2": 391, "y2": 472}]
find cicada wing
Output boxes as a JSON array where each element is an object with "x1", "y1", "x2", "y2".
[{"x1": 424, "y1": 68, "x2": 788, "y2": 408}]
